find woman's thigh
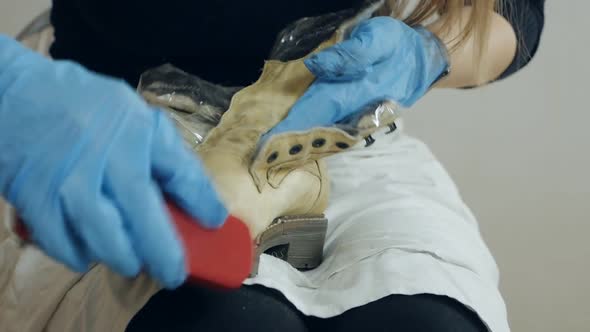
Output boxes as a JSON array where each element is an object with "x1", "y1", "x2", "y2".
[
  {"x1": 125, "y1": 284, "x2": 308, "y2": 332},
  {"x1": 306, "y1": 294, "x2": 488, "y2": 332},
  {"x1": 126, "y1": 284, "x2": 487, "y2": 332}
]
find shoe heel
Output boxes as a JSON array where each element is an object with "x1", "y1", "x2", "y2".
[{"x1": 250, "y1": 215, "x2": 327, "y2": 277}]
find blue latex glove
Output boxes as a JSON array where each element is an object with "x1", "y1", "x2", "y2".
[
  {"x1": 0, "y1": 35, "x2": 227, "y2": 288},
  {"x1": 266, "y1": 16, "x2": 449, "y2": 136}
]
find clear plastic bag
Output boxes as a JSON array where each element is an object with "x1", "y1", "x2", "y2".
[
  {"x1": 137, "y1": 0, "x2": 399, "y2": 147},
  {"x1": 138, "y1": 64, "x2": 241, "y2": 149}
]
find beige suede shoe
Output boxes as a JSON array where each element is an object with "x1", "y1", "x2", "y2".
[{"x1": 139, "y1": 0, "x2": 399, "y2": 275}]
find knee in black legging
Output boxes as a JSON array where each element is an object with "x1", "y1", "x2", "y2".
[
  {"x1": 126, "y1": 284, "x2": 308, "y2": 332},
  {"x1": 306, "y1": 294, "x2": 488, "y2": 332}
]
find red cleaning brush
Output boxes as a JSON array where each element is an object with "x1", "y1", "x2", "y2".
[{"x1": 13, "y1": 200, "x2": 253, "y2": 289}]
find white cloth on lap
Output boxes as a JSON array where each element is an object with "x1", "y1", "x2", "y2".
[{"x1": 244, "y1": 125, "x2": 510, "y2": 332}]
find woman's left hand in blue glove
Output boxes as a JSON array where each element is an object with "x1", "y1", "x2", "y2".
[{"x1": 266, "y1": 16, "x2": 450, "y2": 136}]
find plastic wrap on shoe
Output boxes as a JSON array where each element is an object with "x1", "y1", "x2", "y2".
[
  {"x1": 268, "y1": 0, "x2": 384, "y2": 61},
  {"x1": 268, "y1": 9, "x2": 357, "y2": 62},
  {"x1": 137, "y1": 64, "x2": 242, "y2": 146},
  {"x1": 334, "y1": 100, "x2": 400, "y2": 136}
]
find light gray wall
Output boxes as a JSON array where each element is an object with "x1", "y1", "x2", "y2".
[
  {"x1": 1, "y1": 1, "x2": 588, "y2": 331},
  {"x1": 405, "y1": 1, "x2": 590, "y2": 331},
  {"x1": 0, "y1": 0, "x2": 50, "y2": 36}
]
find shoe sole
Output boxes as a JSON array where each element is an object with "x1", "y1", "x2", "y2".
[{"x1": 250, "y1": 215, "x2": 328, "y2": 277}]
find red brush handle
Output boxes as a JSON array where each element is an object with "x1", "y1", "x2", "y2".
[{"x1": 13, "y1": 200, "x2": 253, "y2": 289}]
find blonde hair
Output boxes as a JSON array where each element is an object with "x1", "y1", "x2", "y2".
[
  {"x1": 377, "y1": 0, "x2": 501, "y2": 84},
  {"x1": 385, "y1": 0, "x2": 498, "y2": 51}
]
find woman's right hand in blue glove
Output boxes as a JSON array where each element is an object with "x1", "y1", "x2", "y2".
[{"x1": 0, "y1": 35, "x2": 227, "y2": 289}]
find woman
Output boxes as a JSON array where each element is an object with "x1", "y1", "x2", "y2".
[{"x1": 0, "y1": 0, "x2": 545, "y2": 331}]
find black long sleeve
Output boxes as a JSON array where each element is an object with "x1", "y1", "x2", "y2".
[
  {"x1": 496, "y1": 0, "x2": 546, "y2": 79},
  {"x1": 49, "y1": 0, "x2": 358, "y2": 86},
  {"x1": 49, "y1": 0, "x2": 546, "y2": 86}
]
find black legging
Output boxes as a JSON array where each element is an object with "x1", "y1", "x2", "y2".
[{"x1": 125, "y1": 284, "x2": 488, "y2": 332}]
